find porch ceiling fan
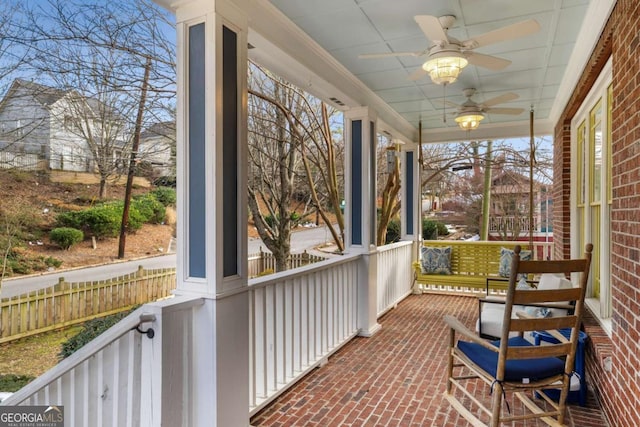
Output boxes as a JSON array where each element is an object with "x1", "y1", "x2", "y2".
[
  {"x1": 359, "y1": 15, "x2": 540, "y2": 84},
  {"x1": 445, "y1": 88, "x2": 525, "y2": 130}
]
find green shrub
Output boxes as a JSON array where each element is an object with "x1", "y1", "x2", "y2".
[
  {"x1": 422, "y1": 218, "x2": 448, "y2": 240},
  {"x1": 58, "y1": 309, "x2": 135, "y2": 360},
  {"x1": 1, "y1": 248, "x2": 63, "y2": 276},
  {"x1": 7, "y1": 259, "x2": 31, "y2": 275},
  {"x1": 55, "y1": 211, "x2": 82, "y2": 230},
  {"x1": 0, "y1": 374, "x2": 34, "y2": 392},
  {"x1": 132, "y1": 194, "x2": 166, "y2": 224},
  {"x1": 125, "y1": 205, "x2": 146, "y2": 232},
  {"x1": 44, "y1": 256, "x2": 63, "y2": 268},
  {"x1": 436, "y1": 222, "x2": 449, "y2": 236},
  {"x1": 385, "y1": 219, "x2": 401, "y2": 244},
  {"x1": 150, "y1": 187, "x2": 176, "y2": 207},
  {"x1": 80, "y1": 206, "x2": 122, "y2": 238},
  {"x1": 50, "y1": 227, "x2": 84, "y2": 250},
  {"x1": 55, "y1": 197, "x2": 164, "y2": 239}
]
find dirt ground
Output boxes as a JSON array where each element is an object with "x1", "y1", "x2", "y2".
[
  {"x1": 27, "y1": 222, "x2": 175, "y2": 269},
  {"x1": 0, "y1": 170, "x2": 175, "y2": 272}
]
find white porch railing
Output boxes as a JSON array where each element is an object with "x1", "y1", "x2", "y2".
[
  {"x1": 488, "y1": 215, "x2": 539, "y2": 233},
  {"x1": 0, "y1": 296, "x2": 203, "y2": 427},
  {"x1": 376, "y1": 241, "x2": 414, "y2": 316},
  {"x1": 248, "y1": 253, "x2": 361, "y2": 414},
  {"x1": 0, "y1": 240, "x2": 421, "y2": 423}
]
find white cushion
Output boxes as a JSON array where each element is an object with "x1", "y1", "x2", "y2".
[
  {"x1": 477, "y1": 274, "x2": 572, "y2": 337},
  {"x1": 536, "y1": 273, "x2": 572, "y2": 317},
  {"x1": 537, "y1": 273, "x2": 571, "y2": 290},
  {"x1": 477, "y1": 307, "x2": 520, "y2": 338}
]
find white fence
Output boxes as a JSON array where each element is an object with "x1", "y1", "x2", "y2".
[
  {"x1": 247, "y1": 249, "x2": 327, "y2": 277},
  {"x1": 0, "y1": 152, "x2": 40, "y2": 170},
  {"x1": 248, "y1": 254, "x2": 361, "y2": 414},
  {"x1": 376, "y1": 241, "x2": 414, "y2": 316}
]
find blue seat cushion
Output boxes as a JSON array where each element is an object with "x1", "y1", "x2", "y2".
[{"x1": 457, "y1": 336, "x2": 566, "y2": 382}]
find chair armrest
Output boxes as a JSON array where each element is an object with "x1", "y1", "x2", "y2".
[{"x1": 444, "y1": 315, "x2": 499, "y2": 352}]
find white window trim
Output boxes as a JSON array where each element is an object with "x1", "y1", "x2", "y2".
[{"x1": 571, "y1": 57, "x2": 612, "y2": 335}]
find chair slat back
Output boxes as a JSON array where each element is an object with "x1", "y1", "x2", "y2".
[
  {"x1": 496, "y1": 244, "x2": 592, "y2": 380},
  {"x1": 512, "y1": 287, "x2": 581, "y2": 305},
  {"x1": 506, "y1": 342, "x2": 573, "y2": 359}
]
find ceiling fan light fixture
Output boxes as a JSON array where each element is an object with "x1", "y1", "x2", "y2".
[
  {"x1": 422, "y1": 53, "x2": 468, "y2": 85},
  {"x1": 455, "y1": 112, "x2": 485, "y2": 130}
]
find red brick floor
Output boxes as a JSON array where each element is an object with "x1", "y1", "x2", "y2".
[{"x1": 250, "y1": 294, "x2": 609, "y2": 427}]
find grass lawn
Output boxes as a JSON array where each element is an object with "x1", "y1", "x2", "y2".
[{"x1": 0, "y1": 326, "x2": 82, "y2": 390}]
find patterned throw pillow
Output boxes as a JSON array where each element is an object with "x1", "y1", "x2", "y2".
[
  {"x1": 524, "y1": 306, "x2": 552, "y2": 318},
  {"x1": 420, "y1": 246, "x2": 452, "y2": 275},
  {"x1": 498, "y1": 247, "x2": 532, "y2": 278}
]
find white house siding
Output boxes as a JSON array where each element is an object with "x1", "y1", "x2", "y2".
[
  {"x1": 48, "y1": 100, "x2": 94, "y2": 172},
  {"x1": 139, "y1": 135, "x2": 173, "y2": 176},
  {"x1": 0, "y1": 86, "x2": 51, "y2": 166}
]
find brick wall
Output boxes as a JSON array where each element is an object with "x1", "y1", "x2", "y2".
[{"x1": 553, "y1": 0, "x2": 640, "y2": 425}]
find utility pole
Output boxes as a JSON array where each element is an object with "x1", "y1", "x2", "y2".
[
  {"x1": 529, "y1": 107, "x2": 535, "y2": 250},
  {"x1": 118, "y1": 57, "x2": 152, "y2": 259},
  {"x1": 480, "y1": 140, "x2": 493, "y2": 240}
]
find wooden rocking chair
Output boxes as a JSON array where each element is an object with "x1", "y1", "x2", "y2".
[{"x1": 443, "y1": 244, "x2": 592, "y2": 426}]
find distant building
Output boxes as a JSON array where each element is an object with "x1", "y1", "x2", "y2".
[
  {"x1": 0, "y1": 79, "x2": 127, "y2": 172},
  {"x1": 487, "y1": 161, "x2": 552, "y2": 242},
  {"x1": 139, "y1": 121, "x2": 175, "y2": 177}
]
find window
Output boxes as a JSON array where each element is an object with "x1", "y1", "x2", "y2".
[
  {"x1": 15, "y1": 120, "x2": 23, "y2": 137},
  {"x1": 571, "y1": 57, "x2": 612, "y2": 333}
]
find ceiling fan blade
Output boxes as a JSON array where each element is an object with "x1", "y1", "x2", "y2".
[
  {"x1": 407, "y1": 67, "x2": 427, "y2": 81},
  {"x1": 464, "y1": 19, "x2": 540, "y2": 49},
  {"x1": 482, "y1": 92, "x2": 519, "y2": 107},
  {"x1": 466, "y1": 52, "x2": 511, "y2": 71},
  {"x1": 485, "y1": 107, "x2": 524, "y2": 115},
  {"x1": 359, "y1": 51, "x2": 423, "y2": 59},
  {"x1": 414, "y1": 15, "x2": 449, "y2": 43}
]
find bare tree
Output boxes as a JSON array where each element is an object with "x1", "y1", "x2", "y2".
[
  {"x1": 248, "y1": 63, "x2": 346, "y2": 269},
  {"x1": 18, "y1": 0, "x2": 175, "y2": 198},
  {"x1": 248, "y1": 66, "x2": 308, "y2": 271},
  {"x1": 419, "y1": 138, "x2": 553, "y2": 239},
  {"x1": 297, "y1": 100, "x2": 345, "y2": 252},
  {"x1": 0, "y1": 3, "x2": 36, "y2": 170}
]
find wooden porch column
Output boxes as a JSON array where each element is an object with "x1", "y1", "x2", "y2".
[
  {"x1": 344, "y1": 107, "x2": 381, "y2": 337},
  {"x1": 170, "y1": 0, "x2": 249, "y2": 425}
]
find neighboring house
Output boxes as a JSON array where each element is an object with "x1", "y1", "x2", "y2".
[
  {"x1": 487, "y1": 165, "x2": 552, "y2": 242},
  {"x1": 138, "y1": 121, "x2": 175, "y2": 177},
  {"x1": 0, "y1": 79, "x2": 127, "y2": 172}
]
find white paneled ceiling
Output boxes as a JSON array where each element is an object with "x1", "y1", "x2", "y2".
[{"x1": 247, "y1": 0, "x2": 595, "y2": 143}]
